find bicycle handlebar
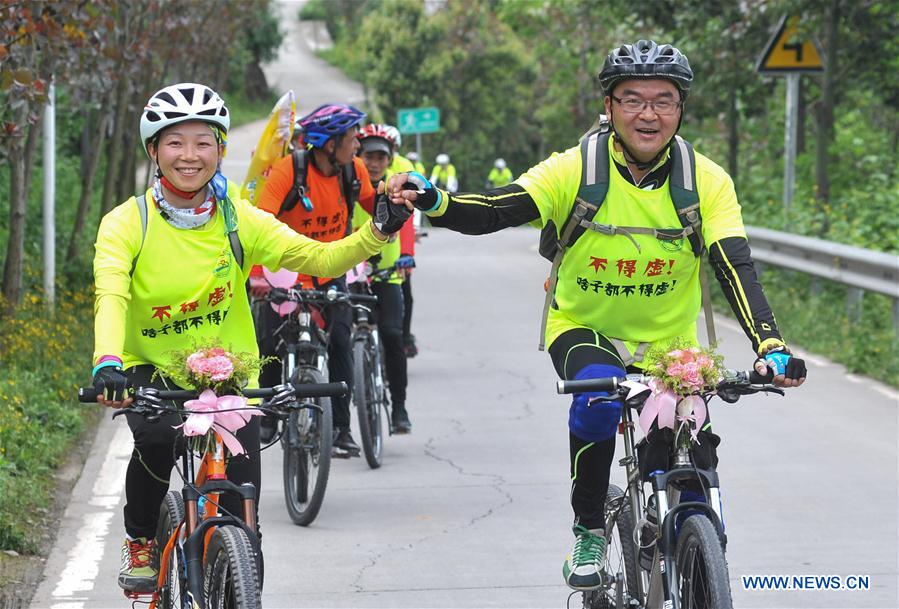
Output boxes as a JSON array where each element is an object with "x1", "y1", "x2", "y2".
[
  {"x1": 266, "y1": 286, "x2": 377, "y2": 306},
  {"x1": 555, "y1": 368, "x2": 774, "y2": 395},
  {"x1": 77, "y1": 382, "x2": 348, "y2": 404}
]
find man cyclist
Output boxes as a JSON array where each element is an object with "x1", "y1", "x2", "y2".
[
  {"x1": 92, "y1": 84, "x2": 406, "y2": 592},
  {"x1": 354, "y1": 123, "x2": 414, "y2": 432},
  {"x1": 252, "y1": 103, "x2": 378, "y2": 457},
  {"x1": 429, "y1": 153, "x2": 458, "y2": 192},
  {"x1": 387, "y1": 40, "x2": 807, "y2": 591},
  {"x1": 485, "y1": 158, "x2": 513, "y2": 188},
  {"x1": 406, "y1": 150, "x2": 426, "y2": 175}
]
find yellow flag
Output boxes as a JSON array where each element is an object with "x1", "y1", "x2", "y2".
[{"x1": 241, "y1": 90, "x2": 296, "y2": 205}]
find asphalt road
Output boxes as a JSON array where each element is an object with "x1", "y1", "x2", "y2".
[{"x1": 28, "y1": 1, "x2": 899, "y2": 607}]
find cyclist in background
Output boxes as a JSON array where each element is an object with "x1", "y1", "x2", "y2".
[
  {"x1": 406, "y1": 150, "x2": 426, "y2": 175},
  {"x1": 252, "y1": 103, "x2": 379, "y2": 457},
  {"x1": 387, "y1": 40, "x2": 806, "y2": 591},
  {"x1": 354, "y1": 124, "x2": 414, "y2": 432},
  {"x1": 485, "y1": 158, "x2": 513, "y2": 188},
  {"x1": 429, "y1": 153, "x2": 458, "y2": 192},
  {"x1": 379, "y1": 125, "x2": 421, "y2": 358},
  {"x1": 92, "y1": 84, "x2": 404, "y2": 592}
]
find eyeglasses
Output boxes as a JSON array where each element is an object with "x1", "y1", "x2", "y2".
[{"x1": 611, "y1": 96, "x2": 681, "y2": 116}]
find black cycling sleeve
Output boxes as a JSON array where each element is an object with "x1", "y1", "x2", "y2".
[
  {"x1": 708, "y1": 236, "x2": 783, "y2": 353},
  {"x1": 428, "y1": 184, "x2": 541, "y2": 234}
]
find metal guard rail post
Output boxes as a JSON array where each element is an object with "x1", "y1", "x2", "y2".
[{"x1": 745, "y1": 225, "x2": 899, "y2": 333}]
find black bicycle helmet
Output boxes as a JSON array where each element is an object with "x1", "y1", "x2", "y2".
[{"x1": 599, "y1": 40, "x2": 693, "y2": 99}]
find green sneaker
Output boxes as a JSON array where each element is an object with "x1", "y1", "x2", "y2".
[
  {"x1": 562, "y1": 525, "x2": 606, "y2": 590},
  {"x1": 118, "y1": 537, "x2": 157, "y2": 592}
]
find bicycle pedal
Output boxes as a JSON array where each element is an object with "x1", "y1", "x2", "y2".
[{"x1": 123, "y1": 590, "x2": 155, "y2": 600}]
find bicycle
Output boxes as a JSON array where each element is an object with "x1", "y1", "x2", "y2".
[
  {"x1": 557, "y1": 368, "x2": 782, "y2": 609},
  {"x1": 260, "y1": 269, "x2": 377, "y2": 524},
  {"x1": 78, "y1": 381, "x2": 346, "y2": 609},
  {"x1": 346, "y1": 262, "x2": 397, "y2": 469}
]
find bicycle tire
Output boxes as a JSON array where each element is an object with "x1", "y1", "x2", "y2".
[
  {"x1": 354, "y1": 337, "x2": 384, "y2": 469},
  {"x1": 283, "y1": 367, "x2": 333, "y2": 526},
  {"x1": 203, "y1": 525, "x2": 261, "y2": 609},
  {"x1": 155, "y1": 491, "x2": 185, "y2": 609},
  {"x1": 597, "y1": 484, "x2": 640, "y2": 608},
  {"x1": 674, "y1": 515, "x2": 733, "y2": 609}
]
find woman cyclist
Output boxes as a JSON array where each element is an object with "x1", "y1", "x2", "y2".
[{"x1": 91, "y1": 83, "x2": 410, "y2": 593}]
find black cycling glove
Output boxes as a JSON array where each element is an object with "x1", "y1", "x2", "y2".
[
  {"x1": 403, "y1": 171, "x2": 442, "y2": 212},
  {"x1": 373, "y1": 192, "x2": 412, "y2": 235},
  {"x1": 93, "y1": 366, "x2": 130, "y2": 402}
]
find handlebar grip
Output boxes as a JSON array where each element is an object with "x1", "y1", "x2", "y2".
[
  {"x1": 351, "y1": 293, "x2": 378, "y2": 303},
  {"x1": 294, "y1": 381, "x2": 348, "y2": 399},
  {"x1": 78, "y1": 386, "x2": 100, "y2": 403},
  {"x1": 556, "y1": 377, "x2": 621, "y2": 394},
  {"x1": 747, "y1": 368, "x2": 774, "y2": 384}
]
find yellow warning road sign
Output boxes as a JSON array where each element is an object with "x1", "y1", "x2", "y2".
[{"x1": 757, "y1": 15, "x2": 824, "y2": 73}]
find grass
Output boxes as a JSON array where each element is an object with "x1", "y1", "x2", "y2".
[
  {"x1": 227, "y1": 89, "x2": 280, "y2": 129},
  {"x1": 0, "y1": 281, "x2": 95, "y2": 553},
  {"x1": 712, "y1": 267, "x2": 898, "y2": 387}
]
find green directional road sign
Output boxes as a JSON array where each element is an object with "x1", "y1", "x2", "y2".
[{"x1": 397, "y1": 107, "x2": 441, "y2": 135}]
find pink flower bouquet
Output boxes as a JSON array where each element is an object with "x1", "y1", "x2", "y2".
[
  {"x1": 624, "y1": 339, "x2": 725, "y2": 442},
  {"x1": 157, "y1": 341, "x2": 272, "y2": 455}
]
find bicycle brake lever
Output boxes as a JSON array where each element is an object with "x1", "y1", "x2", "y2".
[{"x1": 295, "y1": 402, "x2": 324, "y2": 414}]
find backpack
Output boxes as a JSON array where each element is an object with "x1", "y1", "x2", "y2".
[
  {"x1": 130, "y1": 194, "x2": 243, "y2": 276},
  {"x1": 538, "y1": 130, "x2": 716, "y2": 359},
  {"x1": 278, "y1": 149, "x2": 361, "y2": 237}
]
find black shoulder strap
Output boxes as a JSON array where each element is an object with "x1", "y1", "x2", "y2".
[
  {"x1": 539, "y1": 131, "x2": 612, "y2": 262},
  {"x1": 669, "y1": 135, "x2": 703, "y2": 256},
  {"x1": 278, "y1": 149, "x2": 309, "y2": 216},
  {"x1": 338, "y1": 161, "x2": 360, "y2": 237}
]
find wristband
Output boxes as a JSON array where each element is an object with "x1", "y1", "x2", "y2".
[
  {"x1": 424, "y1": 189, "x2": 443, "y2": 213},
  {"x1": 92, "y1": 359, "x2": 123, "y2": 377}
]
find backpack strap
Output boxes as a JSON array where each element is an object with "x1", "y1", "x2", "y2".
[
  {"x1": 338, "y1": 161, "x2": 360, "y2": 237},
  {"x1": 279, "y1": 149, "x2": 312, "y2": 215},
  {"x1": 669, "y1": 135, "x2": 715, "y2": 345},
  {"x1": 538, "y1": 132, "x2": 612, "y2": 350},
  {"x1": 130, "y1": 194, "x2": 149, "y2": 276},
  {"x1": 131, "y1": 193, "x2": 244, "y2": 276}
]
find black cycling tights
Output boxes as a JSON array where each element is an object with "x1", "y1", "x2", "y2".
[
  {"x1": 123, "y1": 365, "x2": 261, "y2": 540},
  {"x1": 549, "y1": 328, "x2": 628, "y2": 531},
  {"x1": 372, "y1": 281, "x2": 407, "y2": 408}
]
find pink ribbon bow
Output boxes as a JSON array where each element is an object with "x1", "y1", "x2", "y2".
[
  {"x1": 622, "y1": 379, "x2": 707, "y2": 441},
  {"x1": 176, "y1": 389, "x2": 263, "y2": 456}
]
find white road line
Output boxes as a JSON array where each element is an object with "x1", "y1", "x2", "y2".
[{"x1": 50, "y1": 423, "x2": 131, "y2": 605}]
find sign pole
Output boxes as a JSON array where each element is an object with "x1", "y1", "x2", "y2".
[
  {"x1": 43, "y1": 83, "x2": 56, "y2": 309},
  {"x1": 756, "y1": 15, "x2": 824, "y2": 220},
  {"x1": 783, "y1": 73, "x2": 799, "y2": 215},
  {"x1": 416, "y1": 132, "x2": 422, "y2": 168}
]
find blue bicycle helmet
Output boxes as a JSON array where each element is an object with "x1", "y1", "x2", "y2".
[{"x1": 298, "y1": 103, "x2": 366, "y2": 148}]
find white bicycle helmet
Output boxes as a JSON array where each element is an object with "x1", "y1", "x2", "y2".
[
  {"x1": 140, "y1": 83, "x2": 230, "y2": 156},
  {"x1": 494, "y1": 158, "x2": 506, "y2": 170},
  {"x1": 383, "y1": 124, "x2": 401, "y2": 148},
  {"x1": 436, "y1": 153, "x2": 450, "y2": 165}
]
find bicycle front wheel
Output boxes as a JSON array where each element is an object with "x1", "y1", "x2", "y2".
[
  {"x1": 674, "y1": 515, "x2": 733, "y2": 609},
  {"x1": 203, "y1": 525, "x2": 261, "y2": 609},
  {"x1": 601, "y1": 484, "x2": 640, "y2": 607},
  {"x1": 354, "y1": 337, "x2": 384, "y2": 469},
  {"x1": 156, "y1": 491, "x2": 185, "y2": 609},
  {"x1": 283, "y1": 367, "x2": 333, "y2": 526}
]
